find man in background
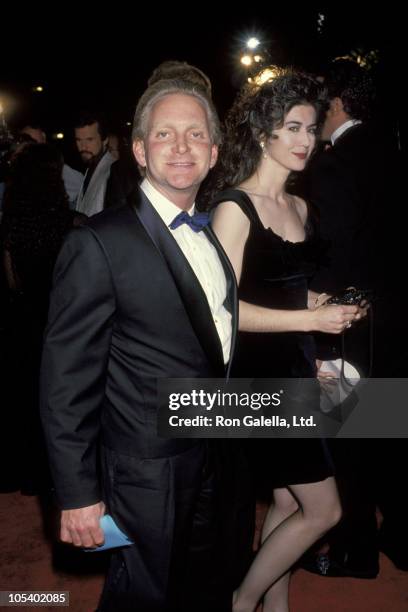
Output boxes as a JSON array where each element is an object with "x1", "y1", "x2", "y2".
[
  {"x1": 21, "y1": 123, "x2": 83, "y2": 206},
  {"x1": 74, "y1": 112, "x2": 115, "y2": 216},
  {"x1": 301, "y1": 59, "x2": 408, "y2": 577}
]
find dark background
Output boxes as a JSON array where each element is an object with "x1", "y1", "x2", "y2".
[{"x1": 1, "y1": 5, "x2": 405, "y2": 164}]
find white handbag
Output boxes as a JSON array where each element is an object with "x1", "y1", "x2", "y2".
[{"x1": 319, "y1": 358, "x2": 361, "y2": 414}]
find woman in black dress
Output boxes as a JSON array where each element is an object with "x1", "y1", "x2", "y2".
[{"x1": 210, "y1": 71, "x2": 364, "y2": 611}]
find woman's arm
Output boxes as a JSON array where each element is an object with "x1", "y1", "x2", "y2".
[
  {"x1": 212, "y1": 202, "x2": 360, "y2": 335},
  {"x1": 212, "y1": 200, "x2": 250, "y2": 285},
  {"x1": 239, "y1": 300, "x2": 359, "y2": 334}
]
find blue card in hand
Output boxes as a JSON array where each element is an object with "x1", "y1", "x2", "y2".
[{"x1": 83, "y1": 514, "x2": 134, "y2": 552}]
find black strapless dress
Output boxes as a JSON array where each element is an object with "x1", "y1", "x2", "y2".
[{"x1": 212, "y1": 189, "x2": 333, "y2": 488}]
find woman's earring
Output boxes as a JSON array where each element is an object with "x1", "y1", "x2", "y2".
[{"x1": 260, "y1": 141, "x2": 268, "y2": 159}]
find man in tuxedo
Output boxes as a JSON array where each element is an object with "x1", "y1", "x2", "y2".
[
  {"x1": 41, "y1": 79, "x2": 252, "y2": 611},
  {"x1": 301, "y1": 60, "x2": 408, "y2": 577},
  {"x1": 104, "y1": 60, "x2": 211, "y2": 211}
]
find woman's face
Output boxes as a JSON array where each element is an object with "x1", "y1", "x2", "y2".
[{"x1": 264, "y1": 104, "x2": 317, "y2": 172}]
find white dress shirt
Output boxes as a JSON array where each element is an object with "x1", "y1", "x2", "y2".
[
  {"x1": 331, "y1": 119, "x2": 362, "y2": 145},
  {"x1": 76, "y1": 151, "x2": 116, "y2": 216},
  {"x1": 62, "y1": 164, "x2": 83, "y2": 207},
  {"x1": 140, "y1": 179, "x2": 232, "y2": 364}
]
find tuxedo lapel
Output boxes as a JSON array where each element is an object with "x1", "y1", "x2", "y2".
[
  {"x1": 130, "y1": 189, "x2": 225, "y2": 375},
  {"x1": 203, "y1": 226, "x2": 238, "y2": 377},
  {"x1": 333, "y1": 123, "x2": 362, "y2": 148}
]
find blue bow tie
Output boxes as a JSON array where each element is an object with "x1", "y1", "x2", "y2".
[{"x1": 169, "y1": 210, "x2": 211, "y2": 233}]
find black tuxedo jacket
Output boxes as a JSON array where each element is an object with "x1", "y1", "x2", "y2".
[
  {"x1": 304, "y1": 123, "x2": 406, "y2": 373},
  {"x1": 306, "y1": 123, "x2": 397, "y2": 294},
  {"x1": 40, "y1": 187, "x2": 238, "y2": 510}
]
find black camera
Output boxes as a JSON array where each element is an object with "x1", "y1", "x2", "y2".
[{"x1": 326, "y1": 287, "x2": 373, "y2": 306}]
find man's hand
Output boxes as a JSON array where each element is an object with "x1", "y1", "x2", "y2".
[{"x1": 60, "y1": 501, "x2": 106, "y2": 548}]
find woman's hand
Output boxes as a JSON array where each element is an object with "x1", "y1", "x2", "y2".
[{"x1": 311, "y1": 303, "x2": 363, "y2": 334}]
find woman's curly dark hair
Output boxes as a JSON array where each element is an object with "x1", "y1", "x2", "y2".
[
  {"x1": 1, "y1": 143, "x2": 74, "y2": 281},
  {"x1": 204, "y1": 68, "x2": 327, "y2": 204}
]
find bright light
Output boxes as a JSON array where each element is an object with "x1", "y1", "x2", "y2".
[
  {"x1": 33, "y1": 86, "x2": 44, "y2": 92},
  {"x1": 247, "y1": 37, "x2": 260, "y2": 49},
  {"x1": 254, "y1": 55, "x2": 263, "y2": 63},
  {"x1": 53, "y1": 132, "x2": 64, "y2": 140},
  {"x1": 241, "y1": 55, "x2": 253, "y2": 67},
  {"x1": 126, "y1": 121, "x2": 132, "y2": 126},
  {"x1": 0, "y1": 93, "x2": 17, "y2": 121},
  {"x1": 252, "y1": 67, "x2": 280, "y2": 86},
  {"x1": 335, "y1": 49, "x2": 379, "y2": 70}
]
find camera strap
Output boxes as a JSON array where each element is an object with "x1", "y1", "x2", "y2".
[{"x1": 340, "y1": 304, "x2": 374, "y2": 384}]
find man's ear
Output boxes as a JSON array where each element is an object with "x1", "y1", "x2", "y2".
[
  {"x1": 330, "y1": 97, "x2": 344, "y2": 115},
  {"x1": 133, "y1": 140, "x2": 146, "y2": 168},
  {"x1": 209, "y1": 144, "x2": 218, "y2": 169}
]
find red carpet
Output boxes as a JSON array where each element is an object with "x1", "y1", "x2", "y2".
[{"x1": 0, "y1": 492, "x2": 407, "y2": 611}]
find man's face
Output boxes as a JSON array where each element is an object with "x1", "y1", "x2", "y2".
[
  {"x1": 320, "y1": 98, "x2": 340, "y2": 142},
  {"x1": 21, "y1": 126, "x2": 46, "y2": 143},
  {"x1": 75, "y1": 122, "x2": 106, "y2": 165},
  {"x1": 133, "y1": 93, "x2": 218, "y2": 204}
]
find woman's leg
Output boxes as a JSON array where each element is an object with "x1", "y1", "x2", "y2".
[
  {"x1": 258, "y1": 488, "x2": 299, "y2": 612},
  {"x1": 233, "y1": 477, "x2": 341, "y2": 612}
]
